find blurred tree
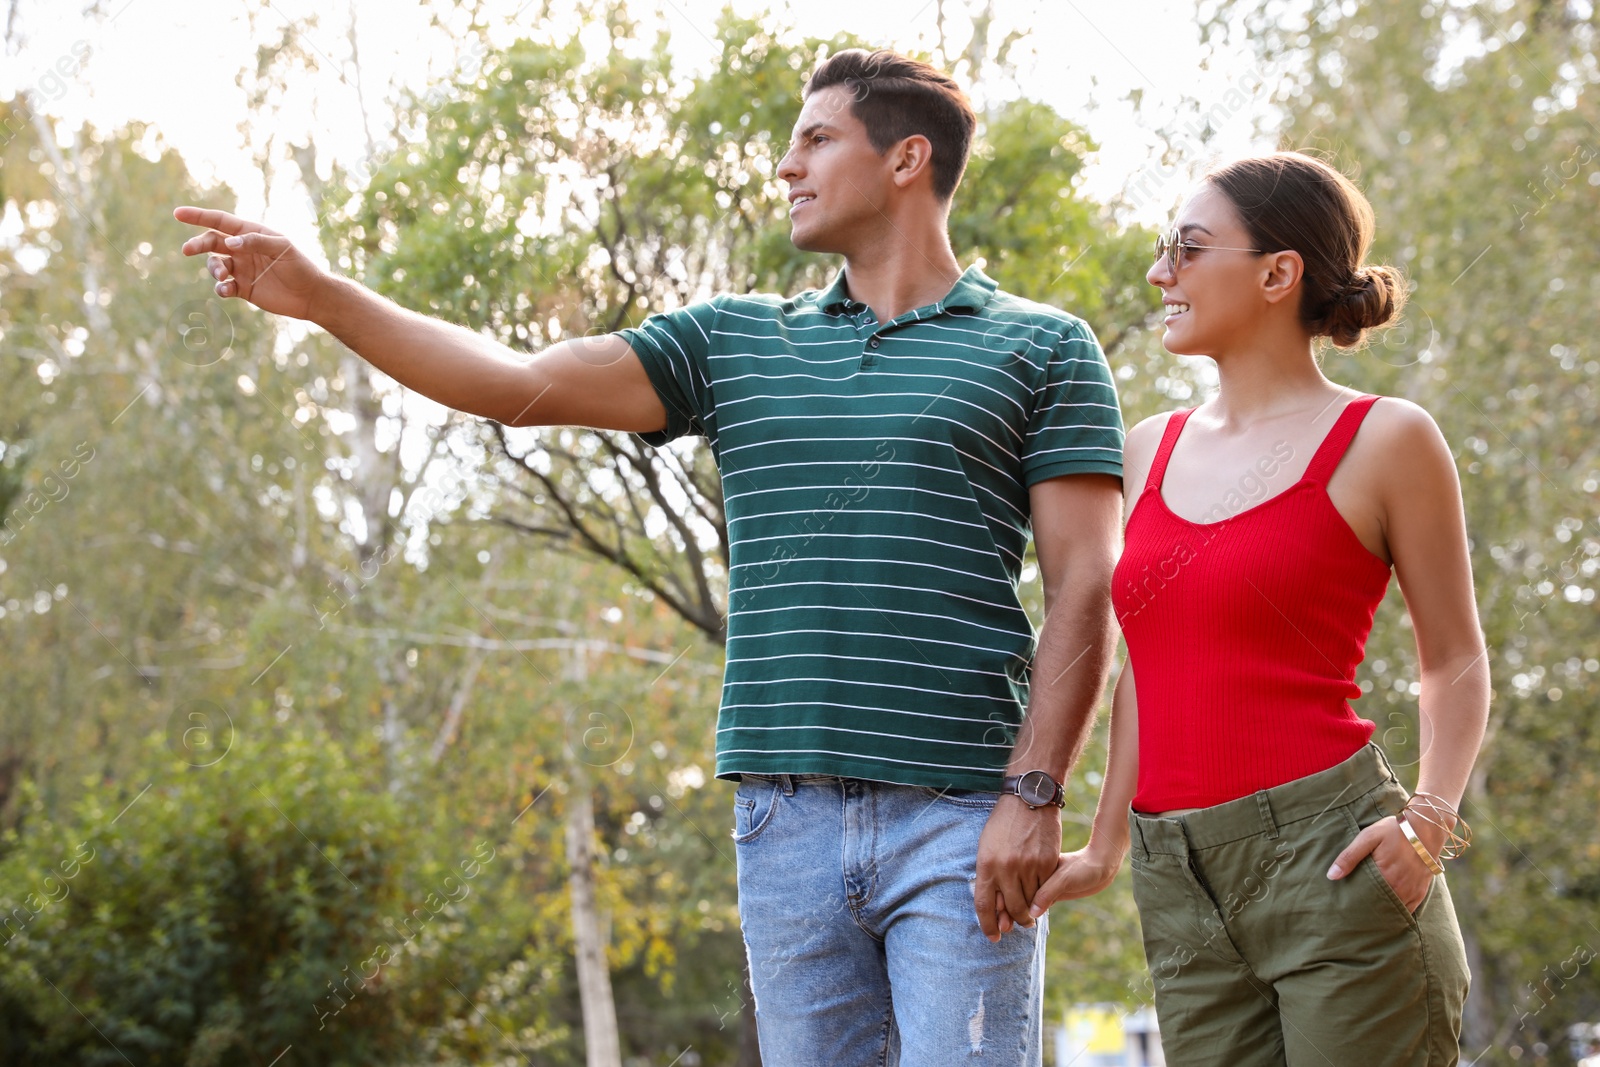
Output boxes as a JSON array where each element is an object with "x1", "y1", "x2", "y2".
[
  {"x1": 0, "y1": 98, "x2": 303, "y2": 809},
  {"x1": 0, "y1": 19, "x2": 739, "y2": 1067}
]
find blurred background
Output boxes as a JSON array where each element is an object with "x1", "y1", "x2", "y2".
[{"x1": 0, "y1": 0, "x2": 1595, "y2": 1063}]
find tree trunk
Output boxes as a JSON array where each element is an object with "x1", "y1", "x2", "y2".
[
  {"x1": 1457, "y1": 766, "x2": 1495, "y2": 1053},
  {"x1": 1458, "y1": 915, "x2": 1493, "y2": 1053},
  {"x1": 565, "y1": 648, "x2": 623, "y2": 1067},
  {"x1": 567, "y1": 776, "x2": 623, "y2": 1067}
]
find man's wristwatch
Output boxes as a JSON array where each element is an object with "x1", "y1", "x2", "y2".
[{"x1": 1000, "y1": 770, "x2": 1066, "y2": 809}]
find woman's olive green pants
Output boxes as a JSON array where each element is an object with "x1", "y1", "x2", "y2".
[{"x1": 1128, "y1": 743, "x2": 1470, "y2": 1066}]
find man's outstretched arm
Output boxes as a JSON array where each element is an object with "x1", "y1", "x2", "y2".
[{"x1": 174, "y1": 206, "x2": 667, "y2": 433}]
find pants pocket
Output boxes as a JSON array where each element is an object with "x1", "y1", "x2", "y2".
[
  {"x1": 909, "y1": 785, "x2": 998, "y2": 810},
  {"x1": 733, "y1": 777, "x2": 783, "y2": 844},
  {"x1": 1343, "y1": 797, "x2": 1422, "y2": 928}
]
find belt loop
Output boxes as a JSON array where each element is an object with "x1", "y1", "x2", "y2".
[
  {"x1": 1132, "y1": 812, "x2": 1151, "y2": 860},
  {"x1": 1371, "y1": 740, "x2": 1401, "y2": 787},
  {"x1": 779, "y1": 773, "x2": 795, "y2": 796},
  {"x1": 1256, "y1": 791, "x2": 1279, "y2": 840}
]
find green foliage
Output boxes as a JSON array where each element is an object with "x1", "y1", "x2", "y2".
[
  {"x1": 953, "y1": 98, "x2": 1156, "y2": 346},
  {"x1": 0, "y1": 100, "x2": 300, "y2": 815},
  {"x1": 0, "y1": 724, "x2": 422, "y2": 1065},
  {"x1": 0, "y1": 86, "x2": 738, "y2": 1059}
]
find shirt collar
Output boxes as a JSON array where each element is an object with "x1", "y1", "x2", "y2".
[{"x1": 817, "y1": 265, "x2": 998, "y2": 316}]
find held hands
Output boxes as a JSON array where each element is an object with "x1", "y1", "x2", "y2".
[
  {"x1": 1027, "y1": 844, "x2": 1123, "y2": 920},
  {"x1": 982, "y1": 812, "x2": 1444, "y2": 931},
  {"x1": 1326, "y1": 815, "x2": 1442, "y2": 912},
  {"x1": 173, "y1": 207, "x2": 328, "y2": 321},
  {"x1": 974, "y1": 796, "x2": 1063, "y2": 942}
]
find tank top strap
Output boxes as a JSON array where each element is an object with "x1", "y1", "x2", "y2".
[
  {"x1": 1143, "y1": 409, "x2": 1194, "y2": 492},
  {"x1": 1302, "y1": 394, "x2": 1383, "y2": 487}
]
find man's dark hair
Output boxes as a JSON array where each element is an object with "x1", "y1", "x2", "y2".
[{"x1": 803, "y1": 49, "x2": 976, "y2": 202}]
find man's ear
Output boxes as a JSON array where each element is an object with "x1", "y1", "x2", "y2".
[
  {"x1": 889, "y1": 134, "x2": 935, "y2": 191},
  {"x1": 1261, "y1": 249, "x2": 1304, "y2": 306}
]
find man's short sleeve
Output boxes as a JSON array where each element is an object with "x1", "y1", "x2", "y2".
[
  {"x1": 1021, "y1": 319, "x2": 1125, "y2": 485},
  {"x1": 617, "y1": 300, "x2": 720, "y2": 447}
]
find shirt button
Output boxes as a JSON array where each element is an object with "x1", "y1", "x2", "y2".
[{"x1": 868, "y1": 338, "x2": 880, "y2": 349}]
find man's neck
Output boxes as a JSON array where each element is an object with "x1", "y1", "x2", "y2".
[{"x1": 837, "y1": 218, "x2": 964, "y2": 324}]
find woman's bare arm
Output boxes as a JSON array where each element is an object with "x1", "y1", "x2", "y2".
[
  {"x1": 1028, "y1": 658, "x2": 1139, "y2": 915},
  {"x1": 1027, "y1": 412, "x2": 1168, "y2": 913},
  {"x1": 1328, "y1": 400, "x2": 1489, "y2": 909}
]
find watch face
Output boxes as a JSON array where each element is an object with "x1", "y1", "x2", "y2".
[{"x1": 1019, "y1": 770, "x2": 1057, "y2": 807}]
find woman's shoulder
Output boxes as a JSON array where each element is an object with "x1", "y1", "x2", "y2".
[
  {"x1": 1126, "y1": 409, "x2": 1179, "y2": 453},
  {"x1": 1349, "y1": 394, "x2": 1450, "y2": 466},
  {"x1": 1121, "y1": 409, "x2": 1186, "y2": 506},
  {"x1": 1345, "y1": 393, "x2": 1456, "y2": 494},
  {"x1": 1358, "y1": 394, "x2": 1441, "y2": 439}
]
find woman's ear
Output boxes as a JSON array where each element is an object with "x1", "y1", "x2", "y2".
[{"x1": 1261, "y1": 249, "x2": 1304, "y2": 305}]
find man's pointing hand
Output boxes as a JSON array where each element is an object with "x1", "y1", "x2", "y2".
[{"x1": 174, "y1": 206, "x2": 327, "y2": 322}]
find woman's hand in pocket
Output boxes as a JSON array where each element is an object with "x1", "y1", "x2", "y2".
[{"x1": 1327, "y1": 815, "x2": 1439, "y2": 912}]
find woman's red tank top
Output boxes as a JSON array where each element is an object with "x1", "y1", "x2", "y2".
[{"x1": 1112, "y1": 395, "x2": 1393, "y2": 812}]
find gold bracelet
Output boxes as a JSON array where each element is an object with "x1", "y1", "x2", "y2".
[
  {"x1": 1402, "y1": 804, "x2": 1472, "y2": 859},
  {"x1": 1409, "y1": 790, "x2": 1460, "y2": 817},
  {"x1": 1403, "y1": 794, "x2": 1473, "y2": 859},
  {"x1": 1396, "y1": 812, "x2": 1445, "y2": 876}
]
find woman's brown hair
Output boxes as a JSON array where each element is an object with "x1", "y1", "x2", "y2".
[{"x1": 1206, "y1": 152, "x2": 1407, "y2": 348}]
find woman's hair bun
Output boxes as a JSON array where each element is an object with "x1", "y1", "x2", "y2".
[{"x1": 1322, "y1": 264, "x2": 1407, "y2": 348}]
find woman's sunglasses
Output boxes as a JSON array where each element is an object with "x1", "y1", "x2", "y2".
[{"x1": 1153, "y1": 229, "x2": 1266, "y2": 273}]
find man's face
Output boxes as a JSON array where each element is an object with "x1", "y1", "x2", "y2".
[{"x1": 776, "y1": 85, "x2": 894, "y2": 253}]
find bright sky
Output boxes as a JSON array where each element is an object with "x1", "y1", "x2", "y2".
[{"x1": 3, "y1": 0, "x2": 1279, "y2": 243}]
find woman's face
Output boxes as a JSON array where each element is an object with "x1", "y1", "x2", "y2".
[{"x1": 1146, "y1": 183, "x2": 1276, "y2": 357}]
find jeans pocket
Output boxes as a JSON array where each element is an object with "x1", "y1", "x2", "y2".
[
  {"x1": 732, "y1": 777, "x2": 782, "y2": 844},
  {"x1": 910, "y1": 785, "x2": 998, "y2": 810}
]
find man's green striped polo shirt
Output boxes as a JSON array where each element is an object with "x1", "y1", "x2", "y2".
[{"x1": 619, "y1": 265, "x2": 1124, "y2": 791}]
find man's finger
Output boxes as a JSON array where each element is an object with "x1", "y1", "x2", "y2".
[
  {"x1": 181, "y1": 230, "x2": 224, "y2": 257},
  {"x1": 974, "y1": 873, "x2": 1000, "y2": 941},
  {"x1": 999, "y1": 876, "x2": 1032, "y2": 931},
  {"x1": 184, "y1": 230, "x2": 249, "y2": 257},
  {"x1": 173, "y1": 207, "x2": 282, "y2": 243},
  {"x1": 1327, "y1": 822, "x2": 1384, "y2": 880},
  {"x1": 225, "y1": 232, "x2": 295, "y2": 262},
  {"x1": 174, "y1": 206, "x2": 248, "y2": 234}
]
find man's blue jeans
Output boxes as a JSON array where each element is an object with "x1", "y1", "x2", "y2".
[{"x1": 733, "y1": 774, "x2": 1048, "y2": 1066}]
